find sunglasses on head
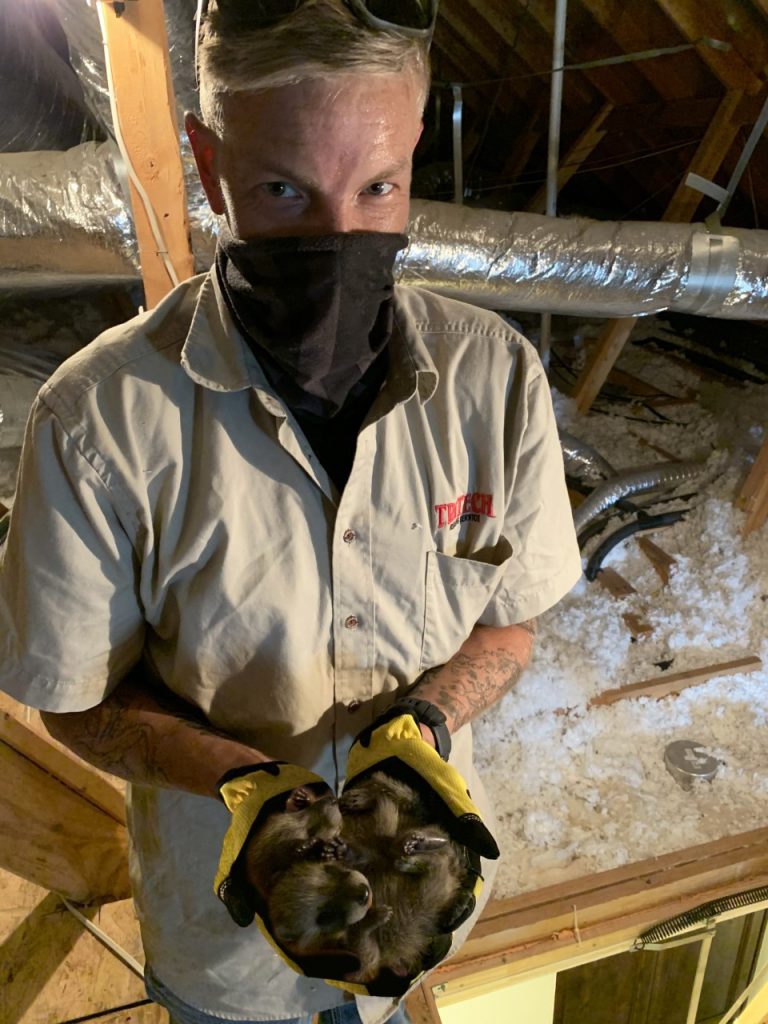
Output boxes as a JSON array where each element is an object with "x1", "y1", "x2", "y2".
[{"x1": 194, "y1": 0, "x2": 438, "y2": 85}]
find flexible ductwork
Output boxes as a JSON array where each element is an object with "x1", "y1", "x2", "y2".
[
  {"x1": 572, "y1": 462, "x2": 703, "y2": 534},
  {"x1": 2, "y1": 0, "x2": 768, "y2": 322},
  {"x1": 559, "y1": 431, "x2": 616, "y2": 481},
  {"x1": 400, "y1": 201, "x2": 768, "y2": 320}
]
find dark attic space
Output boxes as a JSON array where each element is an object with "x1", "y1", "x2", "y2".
[{"x1": 0, "y1": 2, "x2": 767, "y2": 1023}]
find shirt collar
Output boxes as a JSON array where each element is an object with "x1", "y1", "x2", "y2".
[
  {"x1": 180, "y1": 270, "x2": 256, "y2": 393},
  {"x1": 389, "y1": 287, "x2": 439, "y2": 405},
  {"x1": 180, "y1": 272, "x2": 439, "y2": 406}
]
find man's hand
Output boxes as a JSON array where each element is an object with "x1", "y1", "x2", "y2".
[
  {"x1": 409, "y1": 619, "x2": 537, "y2": 736},
  {"x1": 40, "y1": 670, "x2": 272, "y2": 799}
]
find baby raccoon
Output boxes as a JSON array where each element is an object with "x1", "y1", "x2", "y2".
[
  {"x1": 338, "y1": 772, "x2": 468, "y2": 982},
  {"x1": 240, "y1": 787, "x2": 377, "y2": 956}
]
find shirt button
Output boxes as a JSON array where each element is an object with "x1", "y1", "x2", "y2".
[
  {"x1": 345, "y1": 615, "x2": 359, "y2": 630},
  {"x1": 346, "y1": 700, "x2": 362, "y2": 713},
  {"x1": 343, "y1": 529, "x2": 357, "y2": 544}
]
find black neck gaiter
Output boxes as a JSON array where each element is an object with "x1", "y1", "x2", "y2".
[{"x1": 216, "y1": 225, "x2": 407, "y2": 417}]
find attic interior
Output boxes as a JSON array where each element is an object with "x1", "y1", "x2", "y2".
[{"x1": 0, "y1": 1, "x2": 766, "y2": 1022}]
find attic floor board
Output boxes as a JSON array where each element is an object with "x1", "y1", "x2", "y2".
[{"x1": 0, "y1": 869, "x2": 166, "y2": 1024}]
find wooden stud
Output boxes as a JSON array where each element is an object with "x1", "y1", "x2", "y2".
[
  {"x1": 572, "y1": 89, "x2": 744, "y2": 414},
  {"x1": 737, "y1": 436, "x2": 768, "y2": 536},
  {"x1": 405, "y1": 981, "x2": 443, "y2": 1024},
  {"x1": 574, "y1": 318, "x2": 638, "y2": 414},
  {"x1": 589, "y1": 655, "x2": 762, "y2": 708},
  {"x1": 97, "y1": 0, "x2": 194, "y2": 307},
  {"x1": 636, "y1": 537, "x2": 677, "y2": 586},
  {"x1": 0, "y1": 741, "x2": 130, "y2": 902},
  {"x1": 526, "y1": 102, "x2": 613, "y2": 213},
  {"x1": 0, "y1": 693, "x2": 126, "y2": 825},
  {"x1": 664, "y1": 89, "x2": 745, "y2": 223}
]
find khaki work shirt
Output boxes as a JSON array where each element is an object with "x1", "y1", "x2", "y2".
[{"x1": 0, "y1": 273, "x2": 581, "y2": 1022}]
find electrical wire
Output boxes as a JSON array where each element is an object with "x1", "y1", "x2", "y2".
[
  {"x1": 61, "y1": 897, "x2": 145, "y2": 979},
  {"x1": 95, "y1": 0, "x2": 181, "y2": 292},
  {"x1": 433, "y1": 37, "x2": 730, "y2": 91},
  {"x1": 440, "y1": 137, "x2": 703, "y2": 200}
]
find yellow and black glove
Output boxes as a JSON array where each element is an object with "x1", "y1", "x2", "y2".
[
  {"x1": 214, "y1": 761, "x2": 333, "y2": 928},
  {"x1": 342, "y1": 699, "x2": 500, "y2": 993},
  {"x1": 346, "y1": 699, "x2": 500, "y2": 861}
]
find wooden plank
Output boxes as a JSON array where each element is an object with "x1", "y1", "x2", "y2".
[
  {"x1": 574, "y1": 318, "x2": 637, "y2": 414},
  {"x1": 82, "y1": 1007, "x2": 168, "y2": 1024},
  {"x1": 664, "y1": 89, "x2": 744, "y2": 223},
  {"x1": 572, "y1": 89, "x2": 744, "y2": 413},
  {"x1": 576, "y1": 0, "x2": 714, "y2": 100},
  {"x1": 436, "y1": 827, "x2": 768, "y2": 984},
  {"x1": 405, "y1": 981, "x2": 442, "y2": 1024},
  {"x1": 0, "y1": 870, "x2": 154, "y2": 1024},
  {"x1": 0, "y1": 693, "x2": 126, "y2": 825},
  {"x1": 622, "y1": 613, "x2": 654, "y2": 639},
  {"x1": 0, "y1": 741, "x2": 130, "y2": 902},
  {"x1": 526, "y1": 102, "x2": 613, "y2": 213},
  {"x1": 97, "y1": 0, "x2": 194, "y2": 307},
  {"x1": 630, "y1": 434, "x2": 684, "y2": 462},
  {"x1": 737, "y1": 436, "x2": 768, "y2": 536},
  {"x1": 654, "y1": 0, "x2": 766, "y2": 94},
  {"x1": 636, "y1": 536, "x2": 677, "y2": 585},
  {"x1": 595, "y1": 567, "x2": 636, "y2": 599},
  {"x1": 589, "y1": 655, "x2": 762, "y2": 708}
]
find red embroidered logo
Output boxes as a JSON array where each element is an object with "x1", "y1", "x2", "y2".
[{"x1": 434, "y1": 492, "x2": 496, "y2": 529}]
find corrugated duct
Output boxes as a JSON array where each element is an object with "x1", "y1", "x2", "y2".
[{"x1": 1, "y1": 0, "x2": 767, "y2": 320}]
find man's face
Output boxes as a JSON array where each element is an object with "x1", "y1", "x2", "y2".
[{"x1": 187, "y1": 72, "x2": 423, "y2": 240}]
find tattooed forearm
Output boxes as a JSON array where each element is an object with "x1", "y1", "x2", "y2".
[
  {"x1": 40, "y1": 672, "x2": 271, "y2": 798},
  {"x1": 410, "y1": 620, "x2": 536, "y2": 734}
]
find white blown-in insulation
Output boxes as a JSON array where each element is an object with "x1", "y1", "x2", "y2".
[{"x1": 474, "y1": 340, "x2": 767, "y2": 899}]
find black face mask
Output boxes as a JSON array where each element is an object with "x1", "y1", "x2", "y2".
[{"x1": 216, "y1": 225, "x2": 407, "y2": 417}]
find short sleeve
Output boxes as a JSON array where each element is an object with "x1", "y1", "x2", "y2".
[
  {"x1": 0, "y1": 397, "x2": 145, "y2": 710},
  {"x1": 479, "y1": 366, "x2": 582, "y2": 626}
]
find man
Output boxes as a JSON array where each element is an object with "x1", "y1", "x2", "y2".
[{"x1": 0, "y1": 2, "x2": 581, "y2": 1023}]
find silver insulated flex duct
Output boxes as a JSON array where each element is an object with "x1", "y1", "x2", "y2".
[
  {"x1": 2, "y1": 0, "x2": 768, "y2": 321},
  {"x1": 398, "y1": 201, "x2": 768, "y2": 320},
  {"x1": 572, "y1": 462, "x2": 703, "y2": 534}
]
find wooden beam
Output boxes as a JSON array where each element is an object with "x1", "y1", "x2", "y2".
[
  {"x1": 526, "y1": 102, "x2": 613, "y2": 213},
  {"x1": 574, "y1": 318, "x2": 637, "y2": 414},
  {"x1": 572, "y1": 89, "x2": 743, "y2": 413},
  {"x1": 405, "y1": 981, "x2": 442, "y2": 1024},
  {"x1": 654, "y1": 0, "x2": 766, "y2": 94},
  {"x1": 595, "y1": 567, "x2": 635, "y2": 598},
  {"x1": 737, "y1": 435, "x2": 768, "y2": 536},
  {"x1": 576, "y1": 0, "x2": 714, "y2": 100},
  {"x1": 435, "y1": 826, "x2": 768, "y2": 985},
  {"x1": 589, "y1": 655, "x2": 762, "y2": 708},
  {"x1": 97, "y1": 0, "x2": 194, "y2": 307},
  {"x1": 636, "y1": 537, "x2": 677, "y2": 585},
  {"x1": 0, "y1": 741, "x2": 130, "y2": 902},
  {"x1": 664, "y1": 89, "x2": 745, "y2": 222},
  {"x1": 0, "y1": 693, "x2": 126, "y2": 825}
]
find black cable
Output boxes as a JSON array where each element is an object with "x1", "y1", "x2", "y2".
[{"x1": 585, "y1": 511, "x2": 687, "y2": 581}]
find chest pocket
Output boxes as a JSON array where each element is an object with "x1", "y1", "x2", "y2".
[{"x1": 419, "y1": 543, "x2": 520, "y2": 671}]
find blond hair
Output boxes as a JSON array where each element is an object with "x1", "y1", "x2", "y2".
[{"x1": 198, "y1": 0, "x2": 431, "y2": 134}]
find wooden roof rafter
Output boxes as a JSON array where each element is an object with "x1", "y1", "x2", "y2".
[{"x1": 654, "y1": 0, "x2": 768, "y2": 93}]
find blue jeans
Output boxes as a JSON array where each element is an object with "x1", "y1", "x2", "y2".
[{"x1": 145, "y1": 967, "x2": 412, "y2": 1024}]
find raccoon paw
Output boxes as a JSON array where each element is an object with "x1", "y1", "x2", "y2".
[
  {"x1": 339, "y1": 789, "x2": 375, "y2": 813},
  {"x1": 401, "y1": 831, "x2": 449, "y2": 856},
  {"x1": 320, "y1": 836, "x2": 349, "y2": 861}
]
